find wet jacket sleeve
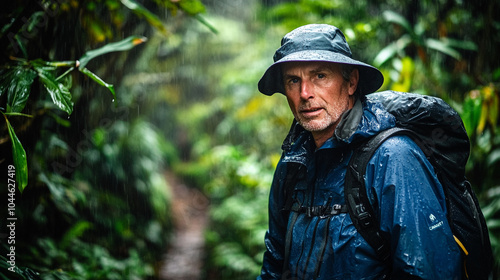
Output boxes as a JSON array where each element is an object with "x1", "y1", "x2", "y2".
[
  {"x1": 365, "y1": 135, "x2": 462, "y2": 280},
  {"x1": 257, "y1": 160, "x2": 288, "y2": 280}
]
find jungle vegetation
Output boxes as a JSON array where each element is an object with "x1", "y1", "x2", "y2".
[{"x1": 1, "y1": 0, "x2": 499, "y2": 279}]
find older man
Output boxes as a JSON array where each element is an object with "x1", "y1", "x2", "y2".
[{"x1": 256, "y1": 24, "x2": 462, "y2": 279}]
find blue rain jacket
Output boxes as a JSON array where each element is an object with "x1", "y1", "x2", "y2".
[{"x1": 258, "y1": 98, "x2": 462, "y2": 280}]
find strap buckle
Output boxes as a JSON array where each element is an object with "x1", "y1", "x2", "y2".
[{"x1": 356, "y1": 204, "x2": 373, "y2": 228}]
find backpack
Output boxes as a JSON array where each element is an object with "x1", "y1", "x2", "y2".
[{"x1": 282, "y1": 91, "x2": 493, "y2": 279}]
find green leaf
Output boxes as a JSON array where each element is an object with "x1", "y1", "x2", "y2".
[
  {"x1": 3, "y1": 112, "x2": 33, "y2": 118},
  {"x1": 462, "y1": 92, "x2": 482, "y2": 136},
  {"x1": 425, "y1": 38, "x2": 461, "y2": 60},
  {"x1": 35, "y1": 66, "x2": 74, "y2": 115},
  {"x1": 373, "y1": 43, "x2": 398, "y2": 67},
  {"x1": 2, "y1": 113, "x2": 28, "y2": 193},
  {"x1": 59, "y1": 221, "x2": 93, "y2": 249},
  {"x1": 120, "y1": 0, "x2": 167, "y2": 34},
  {"x1": 178, "y1": 0, "x2": 206, "y2": 15},
  {"x1": 373, "y1": 35, "x2": 411, "y2": 66},
  {"x1": 78, "y1": 35, "x2": 147, "y2": 70},
  {"x1": 194, "y1": 14, "x2": 218, "y2": 34},
  {"x1": 441, "y1": 37, "x2": 478, "y2": 51},
  {"x1": 47, "y1": 111, "x2": 71, "y2": 127},
  {"x1": 383, "y1": 10, "x2": 413, "y2": 35},
  {"x1": 0, "y1": 67, "x2": 37, "y2": 113},
  {"x1": 79, "y1": 67, "x2": 116, "y2": 99},
  {"x1": 33, "y1": 59, "x2": 77, "y2": 68},
  {"x1": 487, "y1": 149, "x2": 500, "y2": 166}
]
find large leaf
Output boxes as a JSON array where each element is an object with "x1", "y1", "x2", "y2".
[
  {"x1": 79, "y1": 67, "x2": 116, "y2": 99},
  {"x1": 0, "y1": 67, "x2": 37, "y2": 113},
  {"x1": 78, "y1": 35, "x2": 147, "y2": 70},
  {"x1": 373, "y1": 35, "x2": 411, "y2": 66},
  {"x1": 441, "y1": 37, "x2": 478, "y2": 51},
  {"x1": 425, "y1": 38, "x2": 461, "y2": 60},
  {"x1": 373, "y1": 43, "x2": 398, "y2": 67},
  {"x1": 35, "y1": 66, "x2": 74, "y2": 115},
  {"x1": 2, "y1": 113, "x2": 28, "y2": 193},
  {"x1": 462, "y1": 91, "x2": 482, "y2": 136}
]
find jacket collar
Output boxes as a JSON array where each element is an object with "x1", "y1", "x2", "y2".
[
  {"x1": 335, "y1": 98, "x2": 364, "y2": 141},
  {"x1": 281, "y1": 97, "x2": 395, "y2": 162}
]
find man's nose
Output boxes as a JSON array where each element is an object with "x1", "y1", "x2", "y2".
[{"x1": 300, "y1": 80, "x2": 314, "y2": 99}]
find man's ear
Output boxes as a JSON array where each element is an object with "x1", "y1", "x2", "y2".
[{"x1": 348, "y1": 68, "x2": 359, "y2": 96}]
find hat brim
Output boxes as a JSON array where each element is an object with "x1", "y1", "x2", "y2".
[{"x1": 258, "y1": 50, "x2": 384, "y2": 96}]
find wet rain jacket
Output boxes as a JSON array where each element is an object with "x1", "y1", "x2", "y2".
[{"x1": 258, "y1": 98, "x2": 462, "y2": 280}]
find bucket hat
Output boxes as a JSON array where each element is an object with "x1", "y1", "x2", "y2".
[{"x1": 258, "y1": 24, "x2": 384, "y2": 96}]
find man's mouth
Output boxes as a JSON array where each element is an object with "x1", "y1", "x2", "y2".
[{"x1": 300, "y1": 107, "x2": 323, "y2": 118}]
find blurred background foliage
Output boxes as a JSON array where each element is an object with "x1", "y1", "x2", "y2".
[{"x1": 0, "y1": 0, "x2": 499, "y2": 279}]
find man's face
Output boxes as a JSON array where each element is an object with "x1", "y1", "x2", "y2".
[{"x1": 282, "y1": 61, "x2": 359, "y2": 144}]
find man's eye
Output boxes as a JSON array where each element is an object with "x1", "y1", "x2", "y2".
[
  {"x1": 290, "y1": 78, "x2": 299, "y2": 84},
  {"x1": 317, "y1": 73, "x2": 326, "y2": 79}
]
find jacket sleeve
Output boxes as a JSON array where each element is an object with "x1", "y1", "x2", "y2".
[
  {"x1": 365, "y1": 135, "x2": 462, "y2": 280},
  {"x1": 257, "y1": 160, "x2": 289, "y2": 280}
]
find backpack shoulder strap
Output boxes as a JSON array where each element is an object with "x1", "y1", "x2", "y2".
[{"x1": 345, "y1": 127, "x2": 416, "y2": 262}]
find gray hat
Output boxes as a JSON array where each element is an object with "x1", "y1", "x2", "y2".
[{"x1": 258, "y1": 24, "x2": 384, "y2": 96}]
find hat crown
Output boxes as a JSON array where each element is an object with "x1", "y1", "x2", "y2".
[{"x1": 273, "y1": 24, "x2": 353, "y2": 62}]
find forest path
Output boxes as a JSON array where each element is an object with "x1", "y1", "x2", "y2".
[{"x1": 158, "y1": 171, "x2": 210, "y2": 280}]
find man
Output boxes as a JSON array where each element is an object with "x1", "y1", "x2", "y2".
[{"x1": 256, "y1": 24, "x2": 462, "y2": 279}]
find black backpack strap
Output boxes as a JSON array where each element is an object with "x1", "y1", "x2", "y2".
[
  {"x1": 345, "y1": 127, "x2": 416, "y2": 262},
  {"x1": 281, "y1": 162, "x2": 304, "y2": 273}
]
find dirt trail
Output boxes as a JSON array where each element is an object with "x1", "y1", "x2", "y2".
[{"x1": 158, "y1": 171, "x2": 210, "y2": 280}]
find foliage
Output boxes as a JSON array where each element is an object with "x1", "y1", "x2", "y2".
[
  {"x1": 2, "y1": 238, "x2": 155, "y2": 280},
  {"x1": 1, "y1": 116, "x2": 173, "y2": 279},
  {"x1": 0, "y1": 35, "x2": 147, "y2": 192},
  {"x1": 203, "y1": 147, "x2": 271, "y2": 279},
  {"x1": 372, "y1": 10, "x2": 480, "y2": 96},
  {"x1": 1, "y1": 0, "x2": 208, "y2": 278},
  {"x1": 2, "y1": 112, "x2": 28, "y2": 190}
]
